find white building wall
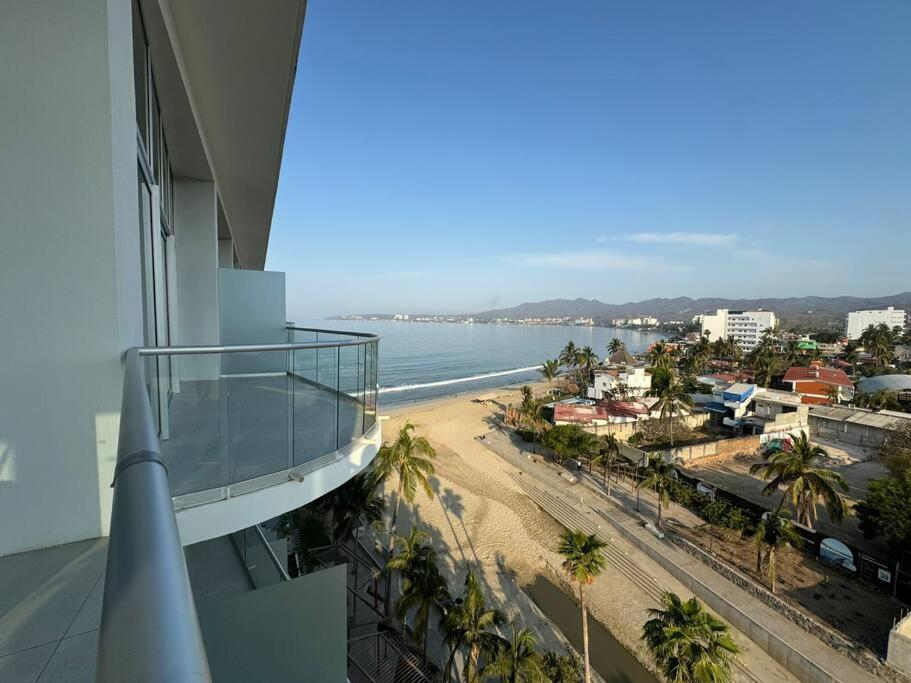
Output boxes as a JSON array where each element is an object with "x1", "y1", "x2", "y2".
[
  {"x1": 699, "y1": 309, "x2": 776, "y2": 350},
  {"x1": 0, "y1": 0, "x2": 141, "y2": 556},
  {"x1": 846, "y1": 307, "x2": 906, "y2": 340}
]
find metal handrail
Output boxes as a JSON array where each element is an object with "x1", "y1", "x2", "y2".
[
  {"x1": 97, "y1": 348, "x2": 211, "y2": 682},
  {"x1": 253, "y1": 524, "x2": 291, "y2": 582},
  {"x1": 286, "y1": 324, "x2": 378, "y2": 338},
  {"x1": 136, "y1": 336, "x2": 379, "y2": 356}
]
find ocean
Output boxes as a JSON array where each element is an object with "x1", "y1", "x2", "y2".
[{"x1": 294, "y1": 319, "x2": 665, "y2": 406}]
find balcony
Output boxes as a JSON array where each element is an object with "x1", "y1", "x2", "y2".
[{"x1": 142, "y1": 327, "x2": 381, "y2": 543}]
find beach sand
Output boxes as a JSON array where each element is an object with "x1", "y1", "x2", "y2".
[{"x1": 379, "y1": 383, "x2": 796, "y2": 682}]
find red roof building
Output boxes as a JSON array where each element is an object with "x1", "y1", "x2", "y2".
[
  {"x1": 782, "y1": 363, "x2": 854, "y2": 404},
  {"x1": 553, "y1": 403, "x2": 609, "y2": 425}
]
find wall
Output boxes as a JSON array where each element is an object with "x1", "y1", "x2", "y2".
[
  {"x1": 582, "y1": 412, "x2": 709, "y2": 440},
  {"x1": 655, "y1": 433, "x2": 762, "y2": 464},
  {"x1": 888, "y1": 615, "x2": 911, "y2": 677},
  {"x1": 0, "y1": 0, "x2": 141, "y2": 555},
  {"x1": 218, "y1": 268, "x2": 286, "y2": 374}
]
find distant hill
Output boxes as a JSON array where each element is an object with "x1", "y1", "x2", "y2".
[{"x1": 472, "y1": 293, "x2": 911, "y2": 324}]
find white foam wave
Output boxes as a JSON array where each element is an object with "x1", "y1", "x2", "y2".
[{"x1": 378, "y1": 365, "x2": 542, "y2": 394}]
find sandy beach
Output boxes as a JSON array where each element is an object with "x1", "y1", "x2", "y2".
[{"x1": 379, "y1": 383, "x2": 796, "y2": 682}]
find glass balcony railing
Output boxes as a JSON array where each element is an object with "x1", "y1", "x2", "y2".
[{"x1": 140, "y1": 327, "x2": 379, "y2": 499}]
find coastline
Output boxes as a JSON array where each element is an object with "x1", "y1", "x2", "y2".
[{"x1": 377, "y1": 384, "x2": 796, "y2": 682}]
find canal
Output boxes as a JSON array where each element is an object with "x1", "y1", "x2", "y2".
[{"x1": 523, "y1": 576, "x2": 657, "y2": 683}]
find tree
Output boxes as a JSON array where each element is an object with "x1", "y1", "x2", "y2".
[
  {"x1": 486, "y1": 624, "x2": 544, "y2": 683},
  {"x1": 374, "y1": 421, "x2": 437, "y2": 612},
  {"x1": 329, "y1": 471, "x2": 386, "y2": 599},
  {"x1": 638, "y1": 456, "x2": 676, "y2": 526},
  {"x1": 752, "y1": 512, "x2": 801, "y2": 593},
  {"x1": 540, "y1": 649, "x2": 582, "y2": 683},
  {"x1": 540, "y1": 424, "x2": 597, "y2": 465},
  {"x1": 825, "y1": 385, "x2": 841, "y2": 405},
  {"x1": 642, "y1": 591, "x2": 740, "y2": 682},
  {"x1": 520, "y1": 387, "x2": 546, "y2": 451},
  {"x1": 558, "y1": 530, "x2": 607, "y2": 683},
  {"x1": 862, "y1": 323, "x2": 895, "y2": 367},
  {"x1": 648, "y1": 340, "x2": 673, "y2": 369},
  {"x1": 328, "y1": 471, "x2": 386, "y2": 548},
  {"x1": 539, "y1": 359, "x2": 560, "y2": 390},
  {"x1": 575, "y1": 346, "x2": 599, "y2": 386},
  {"x1": 855, "y1": 390, "x2": 901, "y2": 411},
  {"x1": 560, "y1": 341, "x2": 579, "y2": 370},
  {"x1": 748, "y1": 431, "x2": 848, "y2": 528},
  {"x1": 608, "y1": 337, "x2": 625, "y2": 355},
  {"x1": 594, "y1": 433, "x2": 621, "y2": 496},
  {"x1": 654, "y1": 377, "x2": 693, "y2": 447},
  {"x1": 751, "y1": 349, "x2": 781, "y2": 388},
  {"x1": 442, "y1": 570, "x2": 506, "y2": 682},
  {"x1": 856, "y1": 422, "x2": 911, "y2": 553},
  {"x1": 392, "y1": 538, "x2": 450, "y2": 662}
]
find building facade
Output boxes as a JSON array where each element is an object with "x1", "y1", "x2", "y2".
[
  {"x1": 0, "y1": 2, "x2": 383, "y2": 679},
  {"x1": 696, "y1": 309, "x2": 777, "y2": 350},
  {"x1": 845, "y1": 307, "x2": 906, "y2": 340}
]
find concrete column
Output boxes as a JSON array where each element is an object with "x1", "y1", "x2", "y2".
[
  {"x1": 174, "y1": 178, "x2": 220, "y2": 379},
  {"x1": 0, "y1": 0, "x2": 140, "y2": 555},
  {"x1": 218, "y1": 238, "x2": 235, "y2": 269}
]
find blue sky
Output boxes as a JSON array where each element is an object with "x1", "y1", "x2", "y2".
[{"x1": 267, "y1": 1, "x2": 911, "y2": 318}]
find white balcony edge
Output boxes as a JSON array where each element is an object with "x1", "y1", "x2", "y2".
[{"x1": 174, "y1": 422, "x2": 381, "y2": 546}]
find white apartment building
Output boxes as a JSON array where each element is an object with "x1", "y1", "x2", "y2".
[
  {"x1": 0, "y1": 2, "x2": 386, "y2": 680},
  {"x1": 587, "y1": 367, "x2": 652, "y2": 399},
  {"x1": 845, "y1": 307, "x2": 906, "y2": 340},
  {"x1": 697, "y1": 309, "x2": 777, "y2": 350}
]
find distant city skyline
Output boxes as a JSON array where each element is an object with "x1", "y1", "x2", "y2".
[{"x1": 267, "y1": 0, "x2": 911, "y2": 318}]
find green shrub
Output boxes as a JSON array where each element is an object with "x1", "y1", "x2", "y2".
[{"x1": 701, "y1": 500, "x2": 748, "y2": 531}]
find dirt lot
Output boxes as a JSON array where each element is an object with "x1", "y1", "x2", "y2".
[
  {"x1": 684, "y1": 450, "x2": 890, "y2": 556},
  {"x1": 674, "y1": 523, "x2": 905, "y2": 656}
]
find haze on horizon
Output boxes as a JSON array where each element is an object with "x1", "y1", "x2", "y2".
[{"x1": 266, "y1": 0, "x2": 911, "y2": 319}]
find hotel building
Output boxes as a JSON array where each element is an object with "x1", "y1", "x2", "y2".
[{"x1": 696, "y1": 309, "x2": 777, "y2": 351}]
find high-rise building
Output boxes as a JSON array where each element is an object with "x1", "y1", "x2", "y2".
[
  {"x1": 0, "y1": 2, "x2": 388, "y2": 679},
  {"x1": 845, "y1": 307, "x2": 906, "y2": 340},
  {"x1": 696, "y1": 309, "x2": 777, "y2": 350}
]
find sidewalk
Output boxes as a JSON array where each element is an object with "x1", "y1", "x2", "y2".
[{"x1": 481, "y1": 428, "x2": 879, "y2": 683}]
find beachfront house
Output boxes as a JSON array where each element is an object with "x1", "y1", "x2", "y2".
[{"x1": 587, "y1": 366, "x2": 652, "y2": 400}]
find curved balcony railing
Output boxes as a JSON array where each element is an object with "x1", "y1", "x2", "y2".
[{"x1": 139, "y1": 327, "x2": 379, "y2": 500}]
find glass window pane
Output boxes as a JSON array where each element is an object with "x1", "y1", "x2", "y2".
[{"x1": 132, "y1": 1, "x2": 148, "y2": 150}]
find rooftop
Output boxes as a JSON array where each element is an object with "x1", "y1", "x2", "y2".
[
  {"x1": 553, "y1": 402, "x2": 608, "y2": 423},
  {"x1": 809, "y1": 405, "x2": 911, "y2": 429},
  {"x1": 783, "y1": 365, "x2": 853, "y2": 388}
]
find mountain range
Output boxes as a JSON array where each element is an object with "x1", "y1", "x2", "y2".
[{"x1": 472, "y1": 292, "x2": 911, "y2": 324}]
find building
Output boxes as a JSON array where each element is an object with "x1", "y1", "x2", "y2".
[
  {"x1": 587, "y1": 367, "x2": 652, "y2": 400},
  {"x1": 783, "y1": 363, "x2": 855, "y2": 404},
  {"x1": 845, "y1": 307, "x2": 906, "y2": 340},
  {"x1": 695, "y1": 309, "x2": 777, "y2": 350},
  {"x1": 0, "y1": 2, "x2": 388, "y2": 680},
  {"x1": 809, "y1": 406, "x2": 911, "y2": 449}
]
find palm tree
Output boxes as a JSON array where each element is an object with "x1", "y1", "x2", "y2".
[
  {"x1": 855, "y1": 390, "x2": 901, "y2": 411},
  {"x1": 520, "y1": 388, "x2": 545, "y2": 451},
  {"x1": 486, "y1": 624, "x2": 544, "y2": 682},
  {"x1": 642, "y1": 591, "x2": 740, "y2": 682},
  {"x1": 655, "y1": 377, "x2": 693, "y2": 447},
  {"x1": 576, "y1": 346, "x2": 599, "y2": 386},
  {"x1": 843, "y1": 342, "x2": 859, "y2": 375},
  {"x1": 862, "y1": 323, "x2": 895, "y2": 367},
  {"x1": 393, "y1": 542, "x2": 450, "y2": 662},
  {"x1": 752, "y1": 512, "x2": 801, "y2": 593},
  {"x1": 594, "y1": 433, "x2": 621, "y2": 496},
  {"x1": 539, "y1": 359, "x2": 560, "y2": 391},
  {"x1": 559, "y1": 341, "x2": 579, "y2": 370},
  {"x1": 723, "y1": 336, "x2": 742, "y2": 365},
  {"x1": 751, "y1": 349, "x2": 781, "y2": 388},
  {"x1": 558, "y1": 530, "x2": 607, "y2": 683},
  {"x1": 387, "y1": 528, "x2": 434, "y2": 581},
  {"x1": 541, "y1": 650, "x2": 581, "y2": 682},
  {"x1": 329, "y1": 471, "x2": 386, "y2": 547},
  {"x1": 608, "y1": 337, "x2": 625, "y2": 355},
  {"x1": 638, "y1": 456, "x2": 676, "y2": 526},
  {"x1": 825, "y1": 385, "x2": 841, "y2": 405},
  {"x1": 749, "y1": 431, "x2": 848, "y2": 528},
  {"x1": 330, "y1": 471, "x2": 386, "y2": 599},
  {"x1": 374, "y1": 421, "x2": 437, "y2": 612},
  {"x1": 648, "y1": 340, "x2": 673, "y2": 369},
  {"x1": 442, "y1": 570, "x2": 506, "y2": 682}
]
